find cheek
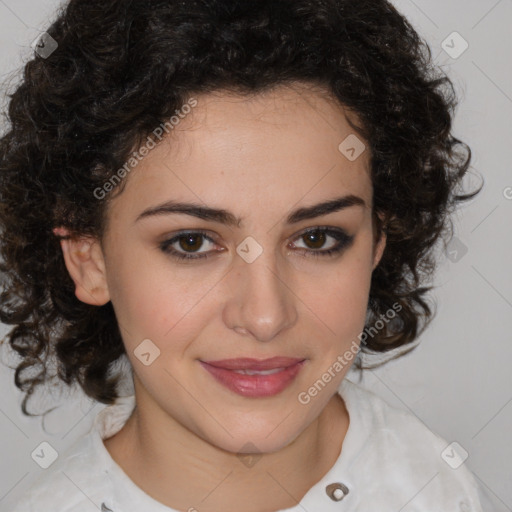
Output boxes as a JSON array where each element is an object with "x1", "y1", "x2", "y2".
[
  {"x1": 105, "y1": 245, "x2": 222, "y2": 347},
  {"x1": 332, "y1": 261, "x2": 373, "y2": 313},
  {"x1": 310, "y1": 273, "x2": 370, "y2": 345},
  {"x1": 301, "y1": 247, "x2": 374, "y2": 346}
]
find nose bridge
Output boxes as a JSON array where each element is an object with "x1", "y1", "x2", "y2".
[{"x1": 223, "y1": 245, "x2": 297, "y2": 342}]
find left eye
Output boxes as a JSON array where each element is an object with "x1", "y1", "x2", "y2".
[
  {"x1": 292, "y1": 228, "x2": 340, "y2": 251},
  {"x1": 288, "y1": 227, "x2": 354, "y2": 259}
]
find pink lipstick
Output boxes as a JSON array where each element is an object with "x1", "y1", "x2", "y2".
[{"x1": 200, "y1": 357, "x2": 306, "y2": 397}]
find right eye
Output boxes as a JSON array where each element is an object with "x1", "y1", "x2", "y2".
[{"x1": 159, "y1": 231, "x2": 221, "y2": 261}]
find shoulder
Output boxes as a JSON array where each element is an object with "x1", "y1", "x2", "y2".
[
  {"x1": 11, "y1": 431, "x2": 112, "y2": 512},
  {"x1": 341, "y1": 377, "x2": 466, "y2": 460},
  {"x1": 12, "y1": 395, "x2": 136, "y2": 511},
  {"x1": 339, "y1": 378, "x2": 484, "y2": 511}
]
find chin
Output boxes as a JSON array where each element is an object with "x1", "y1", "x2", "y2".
[{"x1": 197, "y1": 418, "x2": 308, "y2": 457}]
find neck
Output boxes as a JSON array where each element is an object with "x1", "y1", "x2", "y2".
[{"x1": 103, "y1": 383, "x2": 349, "y2": 512}]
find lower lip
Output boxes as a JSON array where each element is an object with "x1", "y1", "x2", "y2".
[{"x1": 199, "y1": 360, "x2": 306, "y2": 398}]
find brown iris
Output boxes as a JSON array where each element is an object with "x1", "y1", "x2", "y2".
[
  {"x1": 178, "y1": 233, "x2": 204, "y2": 252},
  {"x1": 302, "y1": 230, "x2": 326, "y2": 249}
]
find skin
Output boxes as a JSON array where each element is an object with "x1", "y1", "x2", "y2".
[{"x1": 57, "y1": 82, "x2": 387, "y2": 512}]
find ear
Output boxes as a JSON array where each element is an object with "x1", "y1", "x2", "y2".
[
  {"x1": 53, "y1": 227, "x2": 110, "y2": 306},
  {"x1": 371, "y1": 212, "x2": 387, "y2": 271}
]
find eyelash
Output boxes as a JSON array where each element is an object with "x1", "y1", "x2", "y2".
[{"x1": 159, "y1": 227, "x2": 354, "y2": 262}]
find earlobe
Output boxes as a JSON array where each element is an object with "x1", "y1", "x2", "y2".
[{"x1": 53, "y1": 227, "x2": 110, "y2": 306}]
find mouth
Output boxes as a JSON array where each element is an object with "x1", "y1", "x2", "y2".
[{"x1": 199, "y1": 357, "x2": 306, "y2": 398}]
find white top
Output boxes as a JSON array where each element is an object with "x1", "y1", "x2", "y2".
[{"x1": 11, "y1": 378, "x2": 495, "y2": 511}]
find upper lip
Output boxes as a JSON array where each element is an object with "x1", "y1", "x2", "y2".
[{"x1": 201, "y1": 357, "x2": 305, "y2": 371}]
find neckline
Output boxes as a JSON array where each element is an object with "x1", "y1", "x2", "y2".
[{"x1": 91, "y1": 377, "x2": 369, "y2": 511}]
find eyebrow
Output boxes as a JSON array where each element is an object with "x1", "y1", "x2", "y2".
[{"x1": 135, "y1": 194, "x2": 366, "y2": 227}]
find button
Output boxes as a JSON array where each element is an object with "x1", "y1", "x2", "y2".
[{"x1": 325, "y1": 483, "x2": 349, "y2": 501}]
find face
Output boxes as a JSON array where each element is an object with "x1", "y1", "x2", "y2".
[{"x1": 66, "y1": 83, "x2": 386, "y2": 455}]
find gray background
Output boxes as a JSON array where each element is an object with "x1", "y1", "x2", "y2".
[{"x1": 0, "y1": 0, "x2": 511, "y2": 510}]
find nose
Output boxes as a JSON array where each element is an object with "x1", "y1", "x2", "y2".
[{"x1": 222, "y1": 250, "x2": 298, "y2": 342}]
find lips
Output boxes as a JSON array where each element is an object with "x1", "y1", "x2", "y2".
[{"x1": 199, "y1": 357, "x2": 306, "y2": 398}]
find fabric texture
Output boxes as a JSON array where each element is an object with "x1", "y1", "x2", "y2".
[{"x1": 11, "y1": 377, "x2": 491, "y2": 511}]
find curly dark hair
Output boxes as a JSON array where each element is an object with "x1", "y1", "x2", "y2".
[{"x1": 0, "y1": 0, "x2": 481, "y2": 415}]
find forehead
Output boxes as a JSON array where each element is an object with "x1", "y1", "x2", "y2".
[
  {"x1": 109, "y1": 83, "x2": 373, "y2": 222},
  {"x1": 169, "y1": 83, "x2": 368, "y2": 160}
]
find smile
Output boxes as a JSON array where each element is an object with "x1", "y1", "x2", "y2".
[{"x1": 199, "y1": 357, "x2": 306, "y2": 398}]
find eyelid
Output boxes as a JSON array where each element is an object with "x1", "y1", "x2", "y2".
[{"x1": 294, "y1": 225, "x2": 346, "y2": 237}]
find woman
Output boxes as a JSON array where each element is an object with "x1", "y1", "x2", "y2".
[{"x1": 0, "y1": 0, "x2": 489, "y2": 510}]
